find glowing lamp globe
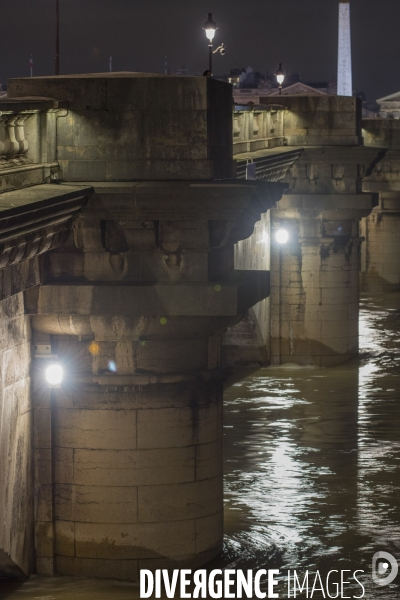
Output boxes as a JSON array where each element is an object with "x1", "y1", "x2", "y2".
[
  {"x1": 204, "y1": 13, "x2": 217, "y2": 42},
  {"x1": 275, "y1": 229, "x2": 289, "y2": 244},
  {"x1": 275, "y1": 63, "x2": 285, "y2": 86},
  {"x1": 45, "y1": 363, "x2": 63, "y2": 386}
]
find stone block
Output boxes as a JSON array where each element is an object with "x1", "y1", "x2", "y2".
[
  {"x1": 137, "y1": 476, "x2": 223, "y2": 523},
  {"x1": 321, "y1": 288, "x2": 351, "y2": 306},
  {"x1": 59, "y1": 160, "x2": 107, "y2": 181},
  {"x1": 35, "y1": 448, "x2": 52, "y2": 486},
  {"x1": 55, "y1": 380, "x2": 206, "y2": 411},
  {"x1": 136, "y1": 339, "x2": 208, "y2": 373},
  {"x1": 54, "y1": 408, "x2": 137, "y2": 450},
  {"x1": 35, "y1": 521, "x2": 54, "y2": 558},
  {"x1": 74, "y1": 519, "x2": 196, "y2": 559},
  {"x1": 8, "y1": 75, "x2": 234, "y2": 181},
  {"x1": 137, "y1": 407, "x2": 194, "y2": 449},
  {"x1": 2, "y1": 343, "x2": 30, "y2": 387},
  {"x1": 34, "y1": 408, "x2": 51, "y2": 449},
  {"x1": 73, "y1": 447, "x2": 195, "y2": 486},
  {"x1": 195, "y1": 511, "x2": 223, "y2": 553},
  {"x1": 0, "y1": 293, "x2": 25, "y2": 320},
  {"x1": 56, "y1": 555, "x2": 138, "y2": 581},
  {"x1": 321, "y1": 320, "x2": 357, "y2": 339},
  {"x1": 137, "y1": 402, "x2": 221, "y2": 450},
  {"x1": 55, "y1": 520, "x2": 75, "y2": 557},
  {"x1": 36, "y1": 556, "x2": 54, "y2": 576},
  {"x1": 347, "y1": 336, "x2": 358, "y2": 352},
  {"x1": 137, "y1": 547, "x2": 221, "y2": 572},
  {"x1": 35, "y1": 484, "x2": 53, "y2": 522},
  {"x1": 55, "y1": 484, "x2": 138, "y2": 524},
  {"x1": 306, "y1": 306, "x2": 348, "y2": 322},
  {"x1": 1, "y1": 379, "x2": 31, "y2": 418},
  {"x1": 54, "y1": 447, "x2": 74, "y2": 484},
  {"x1": 195, "y1": 440, "x2": 223, "y2": 481},
  {"x1": 317, "y1": 336, "x2": 349, "y2": 355},
  {"x1": 0, "y1": 314, "x2": 28, "y2": 352}
]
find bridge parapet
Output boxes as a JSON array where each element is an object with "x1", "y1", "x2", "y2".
[
  {"x1": 257, "y1": 95, "x2": 363, "y2": 146},
  {"x1": 0, "y1": 99, "x2": 64, "y2": 193},
  {"x1": 233, "y1": 105, "x2": 285, "y2": 154},
  {"x1": 361, "y1": 118, "x2": 400, "y2": 291}
]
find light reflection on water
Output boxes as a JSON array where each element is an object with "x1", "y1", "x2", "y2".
[
  {"x1": 1, "y1": 294, "x2": 399, "y2": 599},
  {"x1": 222, "y1": 293, "x2": 400, "y2": 598}
]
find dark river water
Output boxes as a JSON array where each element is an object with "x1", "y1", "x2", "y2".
[{"x1": 1, "y1": 293, "x2": 399, "y2": 599}]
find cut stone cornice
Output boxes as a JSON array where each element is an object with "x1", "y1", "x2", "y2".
[{"x1": 0, "y1": 183, "x2": 92, "y2": 269}]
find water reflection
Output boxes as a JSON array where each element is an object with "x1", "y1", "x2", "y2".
[
  {"x1": 222, "y1": 293, "x2": 400, "y2": 598},
  {"x1": 1, "y1": 294, "x2": 399, "y2": 599}
]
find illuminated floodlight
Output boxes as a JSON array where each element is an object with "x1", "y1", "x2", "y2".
[
  {"x1": 275, "y1": 229, "x2": 289, "y2": 244},
  {"x1": 45, "y1": 363, "x2": 63, "y2": 386}
]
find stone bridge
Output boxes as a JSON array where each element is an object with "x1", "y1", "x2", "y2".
[{"x1": 0, "y1": 73, "x2": 397, "y2": 581}]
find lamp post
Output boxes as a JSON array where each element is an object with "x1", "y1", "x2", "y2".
[
  {"x1": 55, "y1": 0, "x2": 60, "y2": 75},
  {"x1": 203, "y1": 13, "x2": 225, "y2": 76},
  {"x1": 204, "y1": 13, "x2": 216, "y2": 74},
  {"x1": 275, "y1": 63, "x2": 285, "y2": 95}
]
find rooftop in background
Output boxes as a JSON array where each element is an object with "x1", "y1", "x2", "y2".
[{"x1": 376, "y1": 90, "x2": 400, "y2": 119}]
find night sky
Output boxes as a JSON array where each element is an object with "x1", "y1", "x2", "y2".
[{"x1": 1, "y1": 0, "x2": 399, "y2": 102}]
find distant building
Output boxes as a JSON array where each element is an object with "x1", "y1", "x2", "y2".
[
  {"x1": 225, "y1": 67, "x2": 337, "y2": 105},
  {"x1": 376, "y1": 91, "x2": 400, "y2": 119},
  {"x1": 268, "y1": 82, "x2": 330, "y2": 96}
]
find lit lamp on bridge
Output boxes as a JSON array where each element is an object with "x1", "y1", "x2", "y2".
[
  {"x1": 275, "y1": 229, "x2": 289, "y2": 244},
  {"x1": 34, "y1": 341, "x2": 64, "y2": 387},
  {"x1": 45, "y1": 363, "x2": 63, "y2": 386},
  {"x1": 203, "y1": 13, "x2": 226, "y2": 76},
  {"x1": 275, "y1": 63, "x2": 285, "y2": 95}
]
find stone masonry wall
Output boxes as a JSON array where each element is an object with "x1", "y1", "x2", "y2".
[
  {"x1": 362, "y1": 120, "x2": 400, "y2": 292},
  {"x1": 0, "y1": 291, "x2": 34, "y2": 577},
  {"x1": 223, "y1": 213, "x2": 271, "y2": 366}
]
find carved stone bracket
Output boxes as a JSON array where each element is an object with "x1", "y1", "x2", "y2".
[{"x1": 0, "y1": 184, "x2": 93, "y2": 269}]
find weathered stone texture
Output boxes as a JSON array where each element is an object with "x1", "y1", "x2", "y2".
[
  {"x1": 229, "y1": 97, "x2": 380, "y2": 366},
  {"x1": 259, "y1": 95, "x2": 363, "y2": 146},
  {"x1": 269, "y1": 220, "x2": 362, "y2": 366},
  {"x1": 1, "y1": 74, "x2": 284, "y2": 580},
  {"x1": 0, "y1": 293, "x2": 34, "y2": 577},
  {"x1": 362, "y1": 120, "x2": 400, "y2": 291},
  {"x1": 8, "y1": 74, "x2": 234, "y2": 181},
  {"x1": 28, "y1": 179, "x2": 278, "y2": 578}
]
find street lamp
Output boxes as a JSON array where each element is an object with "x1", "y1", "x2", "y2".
[
  {"x1": 275, "y1": 63, "x2": 285, "y2": 95},
  {"x1": 203, "y1": 13, "x2": 225, "y2": 76}
]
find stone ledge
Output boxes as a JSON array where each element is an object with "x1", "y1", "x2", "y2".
[
  {"x1": 0, "y1": 183, "x2": 93, "y2": 270},
  {"x1": 61, "y1": 180, "x2": 286, "y2": 223},
  {"x1": 278, "y1": 193, "x2": 378, "y2": 211},
  {"x1": 26, "y1": 271, "x2": 270, "y2": 318}
]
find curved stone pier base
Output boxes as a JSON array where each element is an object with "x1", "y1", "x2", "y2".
[{"x1": 270, "y1": 201, "x2": 370, "y2": 367}]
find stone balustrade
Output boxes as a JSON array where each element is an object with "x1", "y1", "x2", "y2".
[
  {"x1": 0, "y1": 99, "x2": 64, "y2": 193},
  {"x1": 0, "y1": 112, "x2": 31, "y2": 167},
  {"x1": 233, "y1": 105, "x2": 285, "y2": 155}
]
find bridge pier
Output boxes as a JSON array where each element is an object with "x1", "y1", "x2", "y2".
[
  {"x1": 2, "y1": 72, "x2": 285, "y2": 579},
  {"x1": 232, "y1": 97, "x2": 382, "y2": 366},
  {"x1": 270, "y1": 199, "x2": 371, "y2": 366},
  {"x1": 26, "y1": 181, "x2": 280, "y2": 579},
  {"x1": 31, "y1": 317, "x2": 225, "y2": 579},
  {"x1": 362, "y1": 120, "x2": 400, "y2": 292}
]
